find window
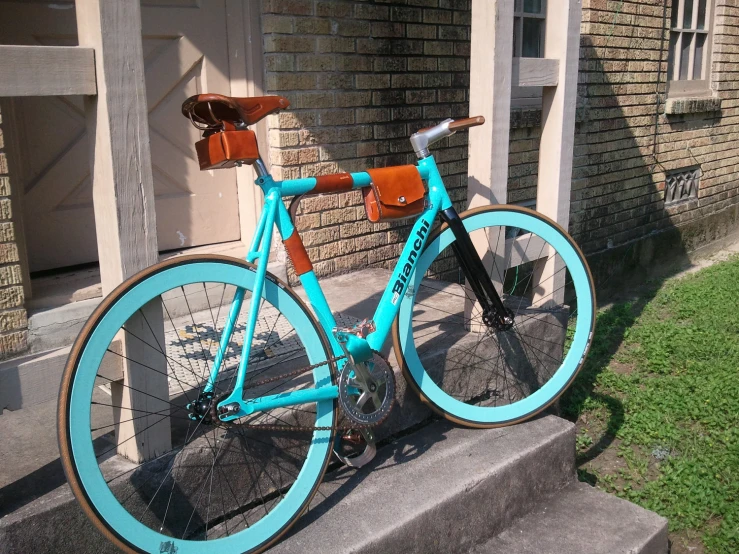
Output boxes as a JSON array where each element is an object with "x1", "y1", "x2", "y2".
[
  {"x1": 668, "y1": 0, "x2": 714, "y2": 97},
  {"x1": 513, "y1": 0, "x2": 546, "y2": 58},
  {"x1": 512, "y1": 0, "x2": 546, "y2": 109}
]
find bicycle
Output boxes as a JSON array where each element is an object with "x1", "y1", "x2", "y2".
[{"x1": 58, "y1": 94, "x2": 595, "y2": 554}]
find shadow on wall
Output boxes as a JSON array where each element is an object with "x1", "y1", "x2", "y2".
[
  {"x1": 571, "y1": 31, "x2": 737, "y2": 292},
  {"x1": 558, "y1": 26, "x2": 739, "y2": 467}
]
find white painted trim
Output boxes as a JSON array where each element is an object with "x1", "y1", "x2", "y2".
[
  {"x1": 76, "y1": 0, "x2": 169, "y2": 460},
  {"x1": 512, "y1": 58, "x2": 559, "y2": 87},
  {"x1": 533, "y1": 0, "x2": 582, "y2": 306},
  {"x1": 226, "y1": 0, "x2": 267, "y2": 250},
  {"x1": 466, "y1": 0, "x2": 515, "y2": 323},
  {"x1": 468, "y1": 0, "x2": 514, "y2": 209}
]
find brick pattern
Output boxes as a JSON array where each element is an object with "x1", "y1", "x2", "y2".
[
  {"x1": 262, "y1": 0, "x2": 739, "y2": 277},
  {"x1": 262, "y1": 0, "x2": 473, "y2": 282},
  {"x1": 0, "y1": 107, "x2": 28, "y2": 359},
  {"x1": 570, "y1": 0, "x2": 739, "y2": 253}
]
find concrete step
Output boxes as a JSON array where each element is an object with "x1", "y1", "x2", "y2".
[
  {"x1": 471, "y1": 482, "x2": 668, "y2": 554},
  {"x1": 0, "y1": 414, "x2": 668, "y2": 554},
  {"x1": 0, "y1": 476, "x2": 119, "y2": 554},
  {"x1": 0, "y1": 415, "x2": 575, "y2": 553},
  {"x1": 267, "y1": 415, "x2": 577, "y2": 554}
]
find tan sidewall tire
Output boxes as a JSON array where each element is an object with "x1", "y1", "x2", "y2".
[
  {"x1": 58, "y1": 254, "x2": 337, "y2": 554},
  {"x1": 392, "y1": 205, "x2": 596, "y2": 429}
]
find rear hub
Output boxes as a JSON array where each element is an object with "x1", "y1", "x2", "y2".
[{"x1": 187, "y1": 391, "x2": 215, "y2": 424}]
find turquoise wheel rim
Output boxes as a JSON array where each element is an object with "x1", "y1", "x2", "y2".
[
  {"x1": 398, "y1": 209, "x2": 594, "y2": 425},
  {"x1": 66, "y1": 261, "x2": 334, "y2": 554}
]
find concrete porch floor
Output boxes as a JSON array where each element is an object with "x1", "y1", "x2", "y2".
[
  {"x1": 26, "y1": 241, "x2": 267, "y2": 312},
  {"x1": 26, "y1": 241, "x2": 291, "y2": 355}
]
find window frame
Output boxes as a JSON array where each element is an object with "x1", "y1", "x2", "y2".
[
  {"x1": 667, "y1": 0, "x2": 715, "y2": 98},
  {"x1": 513, "y1": 0, "x2": 547, "y2": 58}
]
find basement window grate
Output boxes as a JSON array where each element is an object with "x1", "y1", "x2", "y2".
[{"x1": 665, "y1": 167, "x2": 700, "y2": 205}]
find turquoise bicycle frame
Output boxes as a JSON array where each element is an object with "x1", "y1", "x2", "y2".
[{"x1": 211, "y1": 156, "x2": 453, "y2": 421}]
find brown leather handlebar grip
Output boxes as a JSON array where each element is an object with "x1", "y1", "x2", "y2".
[{"x1": 448, "y1": 116, "x2": 485, "y2": 131}]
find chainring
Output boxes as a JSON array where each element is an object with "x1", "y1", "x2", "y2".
[{"x1": 338, "y1": 358, "x2": 395, "y2": 426}]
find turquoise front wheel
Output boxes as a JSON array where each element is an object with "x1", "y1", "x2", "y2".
[
  {"x1": 58, "y1": 255, "x2": 336, "y2": 554},
  {"x1": 393, "y1": 206, "x2": 596, "y2": 427}
]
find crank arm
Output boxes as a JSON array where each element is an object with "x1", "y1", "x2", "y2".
[{"x1": 334, "y1": 427, "x2": 377, "y2": 468}]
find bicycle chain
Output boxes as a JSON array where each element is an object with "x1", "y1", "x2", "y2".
[{"x1": 215, "y1": 351, "x2": 395, "y2": 433}]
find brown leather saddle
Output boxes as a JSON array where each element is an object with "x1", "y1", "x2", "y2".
[
  {"x1": 182, "y1": 94, "x2": 289, "y2": 170},
  {"x1": 182, "y1": 93, "x2": 290, "y2": 131}
]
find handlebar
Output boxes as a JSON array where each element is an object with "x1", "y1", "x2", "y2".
[
  {"x1": 410, "y1": 116, "x2": 485, "y2": 159},
  {"x1": 449, "y1": 116, "x2": 485, "y2": 131}
]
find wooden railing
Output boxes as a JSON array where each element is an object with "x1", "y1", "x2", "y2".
[{"x1": 0, "y1": 45, "x2": 96, "y2": 96}]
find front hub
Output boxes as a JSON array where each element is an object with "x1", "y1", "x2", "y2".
[{"x1": 482, "y1": 307, "x2": 515, "y2": 331}]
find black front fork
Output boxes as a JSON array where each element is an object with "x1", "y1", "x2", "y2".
[{"x1": 440, "y1": 207, "x2": 513, "y2": 330}]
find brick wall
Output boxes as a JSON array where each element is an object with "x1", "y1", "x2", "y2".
[
  {"x1": 261, "y1": 0, "x2": 473, "y2": 282},
  {"x1": 570, "y1": 0, "x2": 739, "y2": 254},
  {"x1": 0, "y1": 106, "x2": 28, "y2": 359},
  {"x1": 261, "y1": 0, "x2": 739, "y2": 281}
]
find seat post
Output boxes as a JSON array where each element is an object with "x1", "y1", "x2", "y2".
[{"x1": 254, "y1": 157, "x2": 269, "y2": 177}]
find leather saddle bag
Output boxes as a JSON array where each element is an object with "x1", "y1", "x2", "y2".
[
  {"x1": 195, "y1": 128, "x2": 260, "y2": 170},
  {"x1": 363, "y1": 165, "x2": 427, "y2": 223}
]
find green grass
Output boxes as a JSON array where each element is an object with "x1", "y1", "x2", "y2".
[{"x1": 561, "y1": 255, "x2": 739, "y2": 553}]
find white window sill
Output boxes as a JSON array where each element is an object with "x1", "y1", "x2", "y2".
[{"x1": 664, "y1": 96, "x2": 721, "y2": 115}]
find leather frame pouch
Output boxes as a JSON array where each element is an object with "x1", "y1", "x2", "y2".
[
  {"x1": 195, "y1": 129, "x2": 259, "y2": 170},
  {"x1": 363, "y1": 165, "x2": 426, "y2": 223}
]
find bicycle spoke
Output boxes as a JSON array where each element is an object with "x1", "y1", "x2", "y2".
[
  {"x1": 403, "y1": 212, "x2": 593, "y2": 426},
  {"x1": 63, "y1": 264, "x2": 337, "y2": 546},
  {"x1": 90, "y1": 406, "x2": 191, "y2": 432},
  {"x1": 104, "y1": 341, "x2": 195, "y2": 403},
  {"x1": 91, "y1": 376, "x2": 186, "y2": 414},
  {"x1": 181, "y1": 285, "x2": 214, "y2": 388}
]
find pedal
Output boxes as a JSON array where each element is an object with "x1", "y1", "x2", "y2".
[
  {"x1": 333, "y1": 318, "x2": 376, "y2": 341},
  {"x1": 333, "y1": 428, "x2": 377, "y2": 468}
]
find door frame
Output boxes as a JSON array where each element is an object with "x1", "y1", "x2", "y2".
[{"x1": 226, "y1": 0, "x2": 268, "y2": 250}]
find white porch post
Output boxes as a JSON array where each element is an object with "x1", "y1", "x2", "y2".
[
  {"x1": 468, "y1": 0, "x2": 514, "y2": 210},
  {"x1": 76, "y1": 0, "x2": 158, "y2": 289},
  {"x1": 533, "y1": 0, "x2": 582, "y2": 307},
  {"x1": 76, "y1": 0, "x2": 170, "y2": 461},
  {"x1": 466, "y1": 0, "x2": 514, "y2": 326},
  {"x1": 226, "y1": 0, "x2": 268, "y2": 249}
]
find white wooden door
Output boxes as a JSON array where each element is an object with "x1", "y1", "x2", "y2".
[{"x1": 0, "y1": 0, "x2": 241, "y2": 272}]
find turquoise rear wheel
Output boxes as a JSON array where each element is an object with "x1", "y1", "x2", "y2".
[
  {"x1": 58, "y1": 255, "x2": 336, "y2": 554},
  {"x1": 393, "y1": 206, "x2": 595, "y2": 427}
]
